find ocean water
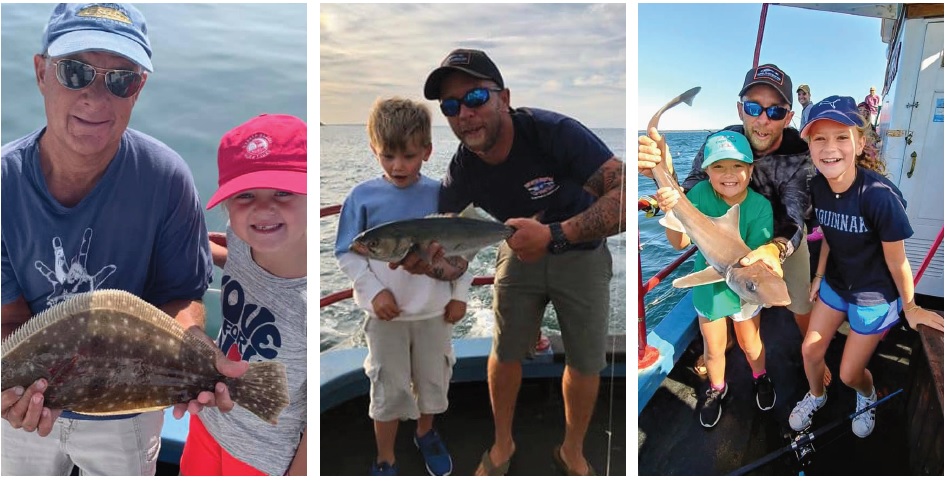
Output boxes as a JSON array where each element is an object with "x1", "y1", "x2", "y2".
[
  {"x1": 637, "y1": 130, "x2": 719, "y2": 331},
  {"x1": 320, "y1": 125, "x2": 627, "y2": 352},
  {"x1": 0, "y1": 4, "x2": 307, "y2": 235}
]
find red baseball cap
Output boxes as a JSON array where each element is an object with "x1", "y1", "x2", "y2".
[{"x1": 206, "y1": 114, "x2": 307, "y2": 209}]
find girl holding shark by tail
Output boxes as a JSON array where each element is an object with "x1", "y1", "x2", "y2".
[
  {"x1": 790, "y1": 96, "x2": 943, "y2": 438},
  {"x1": 647, "y1": 130, "x2": 777, "y2": 428}
]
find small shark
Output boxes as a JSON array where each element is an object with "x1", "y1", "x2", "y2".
[{"x1": 647, "y1": 87, "x2": 791, "y2": 307}]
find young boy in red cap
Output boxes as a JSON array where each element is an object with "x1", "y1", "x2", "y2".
[{"x1": 180, "y1": 114, "x2": 307, "y2": 475}]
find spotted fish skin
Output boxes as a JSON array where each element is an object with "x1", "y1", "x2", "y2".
[{"x1": 0, "y1": 290, "x2": 289, "y2": 425}]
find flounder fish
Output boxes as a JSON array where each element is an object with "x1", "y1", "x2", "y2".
[{"x1": 1, "y1": 290, "x2": 289, "y2": 425}]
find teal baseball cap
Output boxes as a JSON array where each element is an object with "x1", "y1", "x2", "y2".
[{"x1": 701, "y1": 130, "x2": 754, "y2": 169}]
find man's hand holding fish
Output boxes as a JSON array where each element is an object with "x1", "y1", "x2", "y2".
[{"x1": 505, "y1": 217, "x2": 553, "y2": 263}]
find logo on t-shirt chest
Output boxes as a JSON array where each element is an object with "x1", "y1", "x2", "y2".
[
  {"x1": 218, "y1": 275, "x2": 283, "y2": 362},
  {"x1": 524, "y1": 176, "x2": 559, "y2": 200}
]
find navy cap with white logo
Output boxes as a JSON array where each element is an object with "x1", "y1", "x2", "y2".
[{"x1": 424, "y1": 48, "x2": 504, "y2": 100}]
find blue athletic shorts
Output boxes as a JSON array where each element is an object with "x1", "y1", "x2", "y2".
[{"x1": 818, "y1": 279, "x2": 902, "y2": 335}]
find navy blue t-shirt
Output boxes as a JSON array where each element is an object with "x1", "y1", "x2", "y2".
[
  {"x1": 439, "y1": 107, "x2": 614, "y2": 247},
  {"x1": 811, "y1": 167, "x2": 913, "y2": 305}
]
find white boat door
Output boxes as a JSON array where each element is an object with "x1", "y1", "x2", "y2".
[{"x1": 894, "y1": 20, "x2": 944, "y2": 297}]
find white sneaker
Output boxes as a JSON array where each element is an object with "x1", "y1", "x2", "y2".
[
  {"x1": 789, "y1": 391, "x2": 827, "y2": 431},
  {"x1": 852, "y1": 388, "x2": 877, "y2": 438}
]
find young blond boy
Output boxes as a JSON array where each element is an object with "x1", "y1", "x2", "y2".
[{"x1": 335, "y1": 98, "x2": 472, "y2": 476}]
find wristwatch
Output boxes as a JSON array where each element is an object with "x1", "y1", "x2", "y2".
[{"x1": 548, "y1": 222, "x2": 571, "y2": 254}]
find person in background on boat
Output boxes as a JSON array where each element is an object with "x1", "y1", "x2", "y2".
[
  {"x1": 416, "y1": 48, "x2": 626, "y2": 476},
  {"x1": 638, "y1": 63, "x2": 833, "y2": 387},
  {"x1": 335, "y1": 98, "x2": 473, "y2": 476},
  {"x1": 857, "y1": 101, "x2": 882, "y2": 155},
  {"x1": 797, "y1": 84, "x2": 813, "y2": 129},
  {"x1": 864, "y1": 86, "x2": 881, "y2": 127},
  {"x1": 0, "y1": 3, "x2": 249, "y2": 476},
  {"x1": 789, "y1": 95, "x2": 944, "y2": 437},
  {"x1": 179, "y1": 114, "x2": 307, "y2": 476},
  {"x1": 656, "y1": 131, "x2": 777, "y2": 428}
]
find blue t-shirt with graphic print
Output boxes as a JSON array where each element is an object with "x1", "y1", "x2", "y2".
[
  {"x1": 439, "y1": 107, "x2": 614, "y2": 249},
  {"x1": 2, "y1": 128, "x2": 212, "y2": 419},
  {"x1": 811, "y1": 167, "x2": 912, "y2": 305}
]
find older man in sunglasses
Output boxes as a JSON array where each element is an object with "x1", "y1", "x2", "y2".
[
  {"x1": 402, "y1": 48, "x2": 625, "y2": 476},
  {"x1": 0, "y1": 4, "x2": 246, "y2": 476},
  {"x1": 639, "y1": 64, "x2": 824, "y2": 388}
]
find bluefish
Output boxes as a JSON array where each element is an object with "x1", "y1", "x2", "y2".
[
  {"x1": 647, "y1": 87, "x2": 791, "y2": 307},
  {"x1": 1, "y1": 290, "x2": 289, "y2": 425},
  {"x1": 350, "y1": 204, "x2": 514, "y2": 263}
]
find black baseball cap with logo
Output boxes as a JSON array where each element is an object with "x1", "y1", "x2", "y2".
[
  {"x1": 738, "y1": 63, "x2": 793, "y2": 106},
  {"x1": 424, "y1": 48, "x2": 505, "y2": 100}
]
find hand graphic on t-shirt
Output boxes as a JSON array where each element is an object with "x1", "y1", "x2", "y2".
[{"x1": 34, "y1": 228, "x2": 116, "y2": 307}]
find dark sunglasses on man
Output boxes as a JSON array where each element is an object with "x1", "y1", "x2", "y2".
[
  {"x1": 50, "y1": 58, "x2": 144, "y2": 99},
  {"x1": 740, "y1": 101, "x2": 789, "y2": 121},
  {"x1": 440, "y1": 87, "x2": 503, "y2": 117}
]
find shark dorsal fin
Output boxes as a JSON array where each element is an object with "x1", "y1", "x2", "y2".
[
  {"x1": 658, "y1": 210, "x2": 685, "y2": 233},
  {"x1": 711, "y1": 203, "x2": 741, "y2": 233},
  {"x1": 672, "y1": 266, "x2": 725, "y2": 288}
]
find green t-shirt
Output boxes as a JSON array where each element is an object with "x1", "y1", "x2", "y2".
[{"x1": 686, "y1": 180, "x2": 774, "y2": 320}]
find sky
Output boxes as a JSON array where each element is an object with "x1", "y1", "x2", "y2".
[
  {"x1": 638, "y1": 3, "x2": 891, "y2": 131},
  {"x1": 319, "y1": 3, "x2": 626, "y2": 129}
]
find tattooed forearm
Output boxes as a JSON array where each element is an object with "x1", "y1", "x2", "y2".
[
  {"x1": 566, "y1": 159, "x2": 626, "y2": 242},
  {"x1": 425, "y1": 255, "x2": 469, "y2": 281}
]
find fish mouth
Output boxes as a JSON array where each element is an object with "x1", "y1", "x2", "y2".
[{"x1": 349, "y1": 241, "x2": 369, "y2": 256}]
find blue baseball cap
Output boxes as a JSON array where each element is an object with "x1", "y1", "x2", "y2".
[
  {"x1": 701, "y1": 130, "x2": 754, "y2": 169},
  {"x1": 800, "y1": 95, "x2": 862, "y2": 138},
  {"x1": 42, "y1": 4, "x2": 153, "y2": 72}
]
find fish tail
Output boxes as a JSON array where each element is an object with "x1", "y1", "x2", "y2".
[{"x1": 227, "y1": 361, "x2": 290, "y2": 425}]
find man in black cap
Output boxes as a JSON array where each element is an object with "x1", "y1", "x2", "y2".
[
  {"x1": 420, "y1": 48, "x2": 625, "y2": 475},
  {"x1": 638, "y1": 63, "x2": 831, "y2": 406}
]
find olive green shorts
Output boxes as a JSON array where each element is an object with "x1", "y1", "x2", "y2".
[
  {"x1": 783, "y1": 239, "x2": 813, "y2": 315},
  {"x1": 491, "y1": 242, "x2": 613, "y2": 375}
]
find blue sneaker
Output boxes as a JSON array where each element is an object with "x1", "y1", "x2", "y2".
[
  {"x1": 370, "y1": 461, "x2": 397, "y2": 476},
  {"x1": 414, "y1": 429, "x2": 453, "y2": 476}
]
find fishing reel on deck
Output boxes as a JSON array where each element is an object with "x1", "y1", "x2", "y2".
[{"x1": 790, "y1": 430, "x2": 816, "y2": 467}]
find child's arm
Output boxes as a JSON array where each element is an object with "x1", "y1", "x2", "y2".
[
  {"x1": 444, "y1": 269, "x2": 474, "y2": 323},
  {"x1": 286, "y1": 427, "x2": 306, "y2": 475},
  {"x1": 882, "y1": 240, "x2": 944, "y2": 331},
  {"x1": 809, "y1": 236, "x2": 829, "y2": 302}
]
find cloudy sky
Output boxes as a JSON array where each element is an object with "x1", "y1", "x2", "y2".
[{"x1": 320, "y1": 3, "x2": 626, "y2": 128}]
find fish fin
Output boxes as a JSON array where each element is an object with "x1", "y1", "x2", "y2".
[
  {"x1": 711, "y1": 204, "x2": 742, "y2": 233},
  {"x1": 658, "y1": 210, "x2": 685, "y2": 233},
  {"x1": 226, "y1": 361, "x2": 290, "y2": 425},
  {"x1": 72, "y1": 406, "x2": 168, "y2": 416},
  {"x1": 672, "y1": 266, "x2": 725, "y2": 288}
]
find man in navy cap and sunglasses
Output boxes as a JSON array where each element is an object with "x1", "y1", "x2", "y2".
[
  {"x1": 639, "y1": 63, "x2": 826, "y2": 405},
  {"x1": 0, "y1": 4, "x2": 246, "y2": 475},
  {"x1": 413, "y1": 48, "x2": 625, "y2": 476}
]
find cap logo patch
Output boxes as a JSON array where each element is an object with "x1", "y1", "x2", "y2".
[
  {"x1": 816, "y1": 98, "x2": 841, "y2": 108},
  {"x1": 754, "y1": 66, "x2": 784, "y2": 85},
  {"x1": 77, "y1": 5, "x2": 132, "y2": 24},
  {"x1": 445, "y1": 52, "x2": 472, "y2": 66},
  {"x1": 242, "y1": 133, "x2": 272, "y2": 159}
]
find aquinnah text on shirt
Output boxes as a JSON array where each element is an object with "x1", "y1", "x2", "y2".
[{"x1": 813, "y1": 208, "x2": 868, "y2": 234}]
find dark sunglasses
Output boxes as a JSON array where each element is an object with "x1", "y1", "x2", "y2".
[
  {"x1": 52, "y1": 58, "x2": 144, "y2": 98},
  {"x1": 440, "y1": 87, "x2": 502, "y2": 117},
  {"x1": 741, "y1": 101, "x2": 789, "y2": 121}
]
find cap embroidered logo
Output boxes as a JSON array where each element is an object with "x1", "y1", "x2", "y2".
[
  {"x1": 755, "y1": 66, "x2": 784, "y2": 85},
  {"x1": 243, "y1": 134, "x2": 272, "y2": 159}
]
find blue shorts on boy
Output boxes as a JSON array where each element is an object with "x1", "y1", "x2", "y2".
[
  {"x1": 686, "y1": 181, "x2": 774, "y2": 320},
  {"x1": 336, "y1": 175, "x2": 473, "y2": 420}
]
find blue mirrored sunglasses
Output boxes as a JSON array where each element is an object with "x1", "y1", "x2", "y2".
[
  {"x1": 741, "y1": 101, "x2": 789, "y2": 121},
  {"x1": 440, "y1": 87, "x2": 502, "y2": 117}
]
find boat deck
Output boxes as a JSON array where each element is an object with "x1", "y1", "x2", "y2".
[
  {"x1": 321, "y1": 366, "x2": 626, "y2": 475},
  {"x1": 638, "y1": 304, "x2": 941, "y2": 475}
]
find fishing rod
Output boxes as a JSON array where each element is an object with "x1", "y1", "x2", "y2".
[{"x1": 727, "y1": 388, "x2": 904, "y2": 476}]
